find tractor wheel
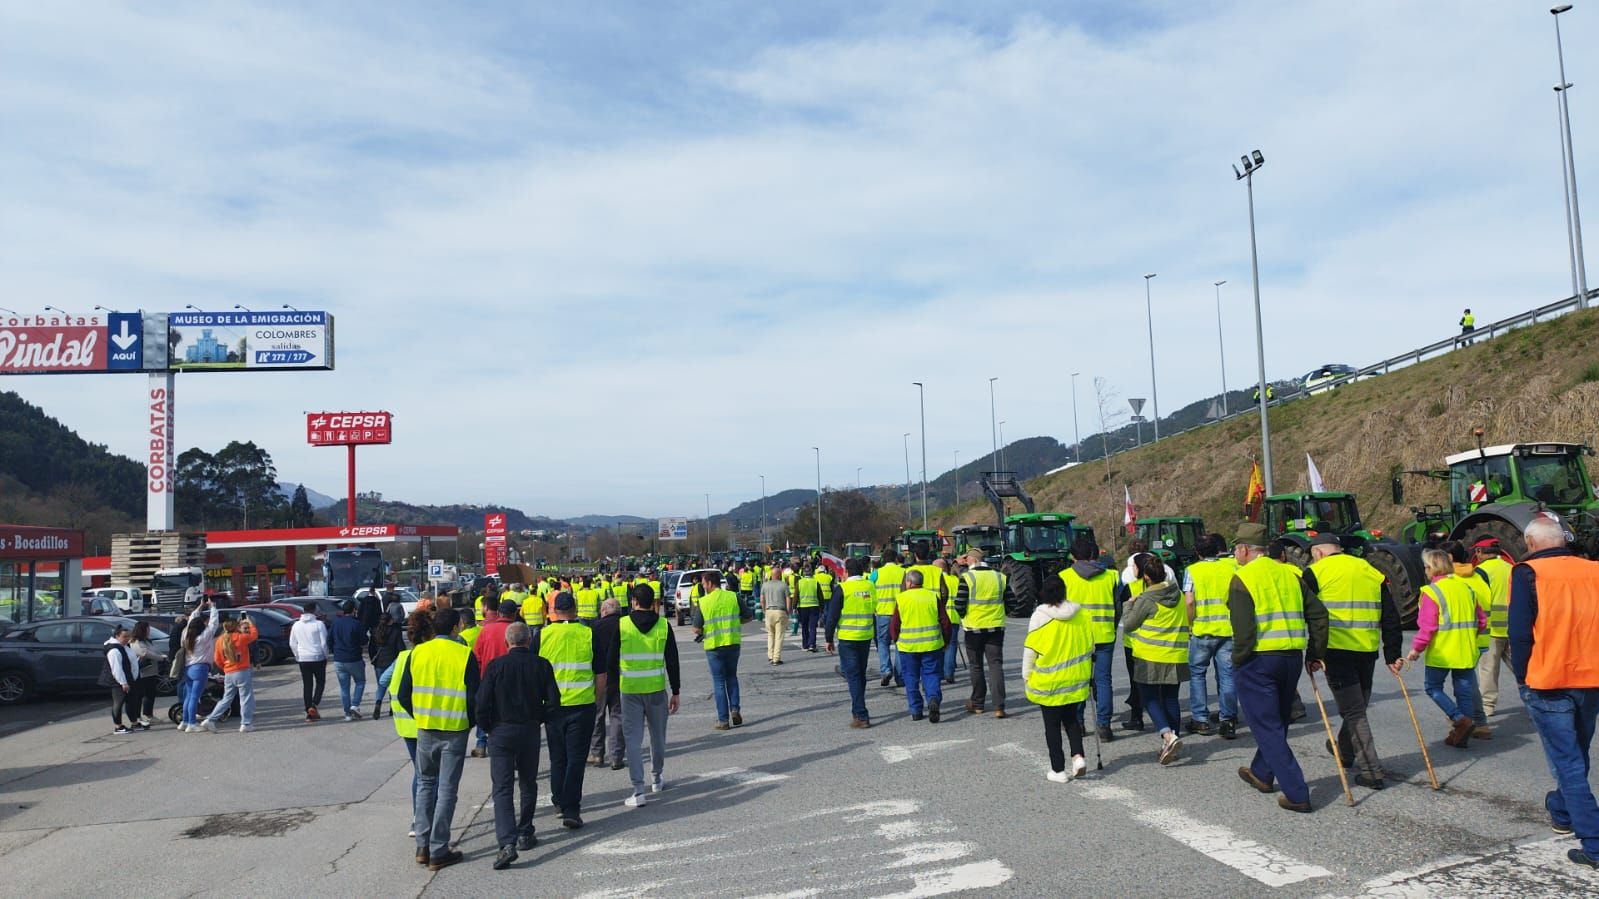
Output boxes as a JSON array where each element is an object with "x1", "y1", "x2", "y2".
[
  {"x1": 1458, "y1": 518, "x2": 1528, "y2": 563},
  {"x1": 1367, "y1": 548, "x2": 1418, "y2": 628},
  {"x1": 1003, "y1": 560, "x2": 1039, "y2": 618}
]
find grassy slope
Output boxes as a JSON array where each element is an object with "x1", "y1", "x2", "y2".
[{"x1": 939, "y1": 307, "x2": 1599, "y2": 550}]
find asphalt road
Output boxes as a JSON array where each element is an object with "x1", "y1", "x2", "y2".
[{"x1": 0, "y1": 619, "x2": 1594, "y2": 898}]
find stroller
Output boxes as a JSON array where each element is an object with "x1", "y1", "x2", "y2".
[{"x1": 167, "y1": 671, "x2": 239, "y2": 724}]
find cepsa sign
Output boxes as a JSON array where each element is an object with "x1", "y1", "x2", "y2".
[{"x1": 307, "y1": 411, "x2": 393, "y2": 446}]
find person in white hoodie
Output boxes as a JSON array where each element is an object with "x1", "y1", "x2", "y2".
[
  {"x1": 1024, "y1": 575, "x2": 1094, "y2": 782},
  {"x1": 290, "y1": 610, "x2": 332, "y2": 722}
]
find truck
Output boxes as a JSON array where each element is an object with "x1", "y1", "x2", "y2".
[
  {"x1": 980, "y1": 471, "x2": 1094, "y2": 617},
  {"x1": 151, "y1": 567, "x2": 205, "y2": 612}
]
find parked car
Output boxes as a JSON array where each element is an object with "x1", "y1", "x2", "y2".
[
  {"x1": 85, "y1": 586, "x2": 148, "y2": 613},
  {"x1": 79, "y1": 596, "x2": 122, "y2": 617},
  {"x1": 275, "y1": 597, "x2": 348, "y2": 620},
  {"x1": 0, "y1": 616, "x2": 169, "y2": 705},
  {"x1": 217, "y1": 608, "x2": 296, "y2": 667},
  {"x1": 239, "y1": 602, "x2": 323, "y2": 622},
  {"x1": 671, "y1": 568, "x2": 720, "y2": 626}
]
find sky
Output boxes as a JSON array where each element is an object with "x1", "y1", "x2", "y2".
[{"x1": 2, "y1": 1, "x2": 1594, "y2": 519}]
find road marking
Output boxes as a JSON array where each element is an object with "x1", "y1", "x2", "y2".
[
  {"x1": 694, "y1": 766, "x2": 791, "y2": 786},
  {"x1": 1320, "y1": 836, "x2": 1599, "y2": 897},
  {"x1": 877, "y1": 818, "x2": 957, "y2": 840},
  {"x1": 879, "y1": 739, "x2": 974, "y2": 764},
  {"x1": 883, "y1": 841, "x2": 978, "y2": 868},
  {"x1": 874, "y1": 859, "x2": 1015, "y2": 898},
  {"x1": 585, "y1": 834, "x2": 722, "y2": 856}
]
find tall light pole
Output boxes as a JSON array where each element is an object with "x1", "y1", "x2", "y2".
[
  {"x1": 1559, "y1": 85, "x2": 1581, "y2": 296},
  {"x1": 903, "y1": 433, "x2": 913, "y2": 523},
  {"x1": 912, "y1": 381, "x2": 928, "y2": 528},
  {"x1": 1214, "y1": 280, "x2": 1229, "y2": 416},
  {"x1": 1143, "y1": 273, "x2": 1161, "y2": 440},
  {"x1": 998, "y1": 421, "x2": 1008, "y2": 471},
  {"x1": 1070, "y1": 372, "x2": 1082, "y2": 464},
  {"x1": 704, "y1": 493, "x2": 712, "y2": 557},
  {"x1": 1235, "y1": 149, "x2": 1275, "y2": 494},
  {"x1": 812, "y1": 446, "x2": 823, "y2": 548},
  {"x1": 988, "y1": 377, "x2": 999, "y2": 471},
  {"x1": 1553, "y1": 5, "x2": 1590, "y2": 307},
  {"x1": 856, "y1": 467, "x2": 862, "y2": 490},
  {"x1": 954, "y1": 450, "x2": 961, "y2": 506},
  {"x1": 759, "y1": 475, "x2": 767, "y2": 550}
]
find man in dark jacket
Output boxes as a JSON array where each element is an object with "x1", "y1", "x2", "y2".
[
  {"x1": 330, "y1": 600, "x2": 369, "y2": 721},
  {"x1": 476, "y1": 621, "x2": 547, "y2": 870},
  {"x1": 470, "y1": 600, "x2": 518, "y2": 758},
  {"x1": 588, "y1": 598, "x2": 627, "y2": 769}
]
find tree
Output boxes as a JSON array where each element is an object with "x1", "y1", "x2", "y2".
[
  {"x1": 289, "y1": 485, "x2": 315, "y2": 527},
  {"x1": 175, "y1": 441, "x2": 287, "y2": 529},
  {"x1": 781, "y1": 488, "x2": 900, "y2": 549}
]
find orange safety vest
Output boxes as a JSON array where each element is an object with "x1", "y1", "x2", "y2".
[{"x1": 1524, "y1": 554, "x2": 1599, "y2": 690}]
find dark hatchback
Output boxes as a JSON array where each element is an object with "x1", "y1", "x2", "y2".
[{"x1": 0, "y1": 616, "x2": 170, "y2": 705}]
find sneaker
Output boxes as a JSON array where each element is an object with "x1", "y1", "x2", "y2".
[
  {"x1": 493, "y1": 846, "x2": 518, "y2": 870},
  {"x1": 1569, "y1": 849, "x2": 1599, "y2": 869},
  {"x1": 1046, "y1": 769, "x2": 1069, "y2": 783},
  {"x1": 201, "y1": 719, "x2": 217, "y2": 734},
  {"x1": 470, "y1": 747, "x2": 488, "y2": 758},
  {"x1": 1187, "y1": 720, "x2": 1215, "y2": 737},
  {"x1": 1471, "y1": 725, "x2": 1493, "y2": 740},
  {"x1": 343, "y1": 713, "x2": 353, "y2": 722},
  {"x1": 713, "y1": 722, "x2": 731, "y2": 731},
  {"x1": 348, "y1": 708, "x2": 363, "y2": 720},
  {"x1": 305, "y1": 714, "x2": 315, "y2": 724},
  {"x1": 516, "y1": 832, "x2": 538, "y2": 851},
  {"x1": 1095, "y1": 726, "x2": 1115, "y2": 743},
  {"x1": 651, "y1": 776, "x2": 665, "y2": 794},
  {"x1": 731, "y1": 711, "x2": 743, "y2": 727},
  {"x1": 625, "y1": 792, "x2": 647, "y2": 808},
  {"x1": 113, "y1": 725, "x2": 132, "y2": 735},
  {"x1": 610, "y1": 759, "x2": 626, "y2": 770},
  {"x1": 1552, "y1": 820, "x2": 1574, "y2": 836},
  {"x1": 134, "y1": 722, "x2": 150, "y2": 732},
  {"x1": 1218, "y1": 719, "x2": 1238, "y2": 740},
  {"x1": 928, "y1": 701, "x2": 941, "y2": 724},
  {"x1": 880, "y1": 674, "x2": 893, "y2": 687},
  {"x1": 1158, "y1": 736, "x2": 1183, "y2": 765},
  {"x1": 1072, "y1": 756, "x2": 1088, "y2": 779},
  {"x1": 239, "y1": 724, "x2": 254, "y2": 733},
  {"x1": 427, "y1": 849, "x2": 463, "y2": 871},
  {"x1": 587, "y1": 755, "x2": 603, "y2": 767}
]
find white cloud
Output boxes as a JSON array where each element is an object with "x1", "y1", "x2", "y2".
[{"x1": 1, "y1": 1, "x2": 1593, "y2": 518}]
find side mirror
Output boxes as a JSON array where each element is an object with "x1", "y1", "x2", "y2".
[{"x1": 1391, "y1": 477, "x2": 1404, "y2": 506}]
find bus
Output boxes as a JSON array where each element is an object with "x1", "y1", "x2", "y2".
[{"x1": 323, "y1": 548, "x2": 387, "y2": 599}]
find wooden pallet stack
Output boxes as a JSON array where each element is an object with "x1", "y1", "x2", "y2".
[{"x1": 110, "y1": 532, "x2": 206, "y2": 587}]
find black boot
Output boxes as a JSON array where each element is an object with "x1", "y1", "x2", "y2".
[{"x1": 372, "y1": 699, "x2": 383, "y2": 720}]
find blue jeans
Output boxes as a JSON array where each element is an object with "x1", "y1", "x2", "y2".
[
  {"x1": 1236, "y1": 652, "x2": 1310, "y2": 804},
  {"x1": 414, "y1": 728, "x2": 468, "y2": 855},
  {"x1": 1188, "y1": 635, "x2": 1237, "y2": 723},
  {"x1": 334, "y1": 660, "x2": 366, "y2": 713},
  {"x1": 182, "y1": 662, "x2": 211, "y2": 726},
  {"x1": 1521, "y1": 686, "x2": 1599, "y2": 857},
  {"x1": 943, "y1": 623, "x2": 962, "y2": 680},
  {"x1": 706, "y1": 645, "x2": 741, "y2": 723},
  {"x1": 1423, "y1": 665, "x2": 1478, "y2": 722},
  {"x1": 404, "y1": 736, "x2": 418, "y2": 804},
  {"x1": 376, "y1": 660, "x2": 396, "y2": 697},
  {"x1": 875, "y1": 615, "x2": 899, "y2": 678},
  {"x1": 1138, "y1": 682, "x2": 1181, "y2": 736},
  {"x1": 1076, "y1": 643, "x2": 1116, "y2": 729},
  {"x1": 798, "y1": 606, "x2": 820, "y2": 650},
  {"x1": 206, "y1": 668, "x2": 255, "y2": 727},
  {"x1": 838, "y1": 639, "x2": 871, "y2": 722},
  {"x1": 901, "y1": 650, "x2": 943, "y2": 715}
]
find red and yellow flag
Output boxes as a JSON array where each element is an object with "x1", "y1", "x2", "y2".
[{"x1": 1244, "y1": 461, "x2": 1266, "y2": 522}]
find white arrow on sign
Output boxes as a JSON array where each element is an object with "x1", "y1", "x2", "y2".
[{"x1": 111, "y1": 319, "x2": 139, "y2": 351}]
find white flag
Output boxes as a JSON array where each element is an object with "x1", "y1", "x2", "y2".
[{"x1": 1306, "y1": 453, "x2": 1326, "y2": 492}]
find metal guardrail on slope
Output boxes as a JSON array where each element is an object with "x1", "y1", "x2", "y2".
[{"x1": 1089, "y1": 290, "x2": 1597, "y2": 463}]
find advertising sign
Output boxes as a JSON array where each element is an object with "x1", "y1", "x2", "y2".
[
  {"x1": 307, "y1": 411, "x2": 393, "y2": 446},
  {"x1": 484, "y1": 512, "x2": 509, "y2": 569},
  {"x1": 0, "y1": 312, "x2": 109, "y2": 374},
  {"x1": 0, "y1": 525, "x2": 86, "y2": 560},
  {"x1": 657, "y1": 517, "x2": 689, "y2": 541},
  {"x1": 168, "y1": 310, "x2": 334, "y2": 371}
]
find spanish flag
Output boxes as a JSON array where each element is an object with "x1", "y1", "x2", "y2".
[{"x1": 1244, "y1": 461, "x2": 1266, "y2": 522}]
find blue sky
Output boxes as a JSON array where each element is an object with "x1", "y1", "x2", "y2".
[{"x1": 2, "y1": 1, "x2": 1593, "y2": 518}]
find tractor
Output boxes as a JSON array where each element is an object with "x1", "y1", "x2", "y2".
[
  {"x1": 950, "y1": 524, "x2": 1004, "y2": 561},
  {"x1": 1261, "y1": 491, "x2": 1420, "y2": 622},
  {"x1": 895, "y1": 530, "x2": 943, "y2": 563},
  {"x1": 980, "y1": 471, "x2": 1093, "y2": 618},
  {"x1": 1133, "y1": 516, "x2": 1205, "y2": 571},
  {"x1": 842, "y1": 542, "x2": 874, "y2": 563}
]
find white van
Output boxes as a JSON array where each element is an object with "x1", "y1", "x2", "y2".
[{"x1": 88, "y1": 586, "x2": 148, "y2": 613}]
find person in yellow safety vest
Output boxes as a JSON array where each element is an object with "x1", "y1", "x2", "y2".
[
  {"x1": 387, "y1": 622, "x2": 422, "y2": 811},
  {"x1": 1060, "y1": 535, "x2": 1126, "y2": 743},
  {"x1": 937, "y1": 558, "x2": 962, "y2": 685},
  {"x1": 814, "y1": 563, "x2": 836, "y2": 601},
  {"x1": 608, "y1": 583, "x2": 680, "y2": 807},
  {"x1": 520, "y1": 584, "x2": 547, "y2": 631},
  {"x1": 954, "y1": 549, "x2": 1008, "y2": 718},
  {"x1": 1124, "y1": 553, "x2": 1190, "y2": 765},
  {"x1": 873, "y1": 550, "x2": 907, "y2": 688},
  {"x1": 890, "y1": 569, "x2": 950, "y2": 723},
  {"x1": 737, "y1": 565, "x2": 756, "y2": 611},
  {"x1": 795, "y1": 566, "x2": 823, "y2": 653},
  {"x1": 536, "y1": 578, "x2": 552, "y2": 599},
  {"x1": 1404, "y1": 548, "x2": 1488, "y2": 750},
  {"x1": 1459, "y1": 307, "x2": 1476, "y2": 345},
  {"x1": 1229, "y1": 522, "x2": 1327, "y2": 813},
  {"x1": 1445, "y1": 540, "x2": 1496, "y2": 740},
  {"x1": 1470, "y1": 538, "x2": 1514, "y2": 718},
  {"x1": 458, "y1": 607, "x2": 482, "y2": 651},
  {"x1": 1302, "y1": 533, "x2": 1402, "y2": 790},
  {"x1": 1252, "y1": 384, "x2": 1276, "y2": 404},
  {"x1": 1025, "y1": 573, "x2": 1096, "y2": 782},
  {"x1": 575, "y1": 577, "x2": 600, "y2": 623},
  {"x1": 610, "y1": 577, "x2": 629, "y2": 604},
  {"x1": 498, "y1": 582, "x2": 527, "y2": 620},
  {"x1": 395, "y1": 607, "x2": 480, "y2": 870},
  {"x1": 534, "y1": 593, "x2": 604, "y2": 829},
  {"x1": 693, "y1": 570, "x2": 752, "y2": 730},
  {"x1": 646, "y1": 575, "x2": 661, "y2": 600},
  {"x1": 1182, "y1": 533, "x2": 1240, "y2": 740},
  {"x1": 824, "y1": 557, "x2": 877, "y2": 728},
  {"x1": 784, "y1": 566, "x2": 801, "y2": 637}
]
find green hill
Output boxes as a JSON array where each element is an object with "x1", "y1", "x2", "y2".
[{"x1": 0, "y1": 390, "x2": 143, "y2": 550}]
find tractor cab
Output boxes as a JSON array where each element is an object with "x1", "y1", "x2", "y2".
[
  {"x1": 1443, "y1": 443, "x2": 1596, "y2": 513},
  {"x1": 1133, "y1": 517, "x2": 1205, "y2": 567},
  {"x1": 896, "y1": 530, "x2": 942, "y2": 563},
  {"x1": 1263, "y1": 493, "x2": 1363, "y2": 540},
  {"x1": 1003, "y1": 513, "x2": 1076, "y2": 562},
  {"x1": 951, "y1": 524, "x2": 1004, "y2": 561},
  {"x1": 842, "y1": 542, "x2": 873, "y2": 562}
]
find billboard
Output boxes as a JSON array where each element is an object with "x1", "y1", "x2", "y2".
[
  {"x1": 484, "y1": 512, "x2": 509, "y2": 569},
  {"x1": 0, "y1": 525, "x2": 86, "y2": 560},
  {"x1": 0, "y1": 311, "x2": 143, "y2": 374},
  {"x1": 168, "y1": 310, "x2": 333, "y2": 371},
  {"x1": 657, "y1": 517, "x2": 689, "y2": 541},
  {"x1": 307, "y1": 411, "x2": 393, "y2": 446}
]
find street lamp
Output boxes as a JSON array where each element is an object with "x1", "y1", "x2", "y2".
[
  {"x1": 1214, "y1": 280, "x2": 1229, "y2": 416},
  {"x1": 184, "y1": 304, "x2": 202, "y2": 312},
  {"x1": 988, "y1": 377, "x2": 1000, "y2": 471},
  {"x1": 232, "y1": 304, "x2": 253, "y2": 312},
  {"x1": 705, "y1": 494, "x2": 711, "y2": 557},
  {"x1": 1234, "y1": 148, "x2": 1275, "y2": 493},
  {"x1": 903, "y1": 433, "x2": 913, "y2": 523},
  {"x1": 912, "y1": 381, "x2": 928, "y2": 528},
  {"x1": 282, "y1": 304, "x2": 301, "y2": 311},
  {"x1": 1552, "y1": 4, "x2": 1590, "y2": 307},
  {"x1": 759, "y1": 475, "x2": 767, "y2": 550},
  {"x1": 42, "y1": 305, "x2": 73, "y2": 316},
  {"x1": 1070, "y1": 372, "x2": 1082, "y2": 465},
  {"x1": 812, "y1": 447, "x2": 823, "y2": 548},
  {"x1": 857, "y1": 467, "x2": 862, "y2": 490},
  {"x1": 1143, "y1": 273, "x2": 1161, "y2": 441},
  {"x1": 0, "y1": 306, "x2": 17, "y2": 315},
  {"x1": 1559, "y1": 85, "x2": 1581, "y2": 296},
  {"x1": 998, "y1": 421, "x2": 1007, "y2": 470},
  {"x1": 954, "y1": 451, "x2": 961, "y2": 506}
]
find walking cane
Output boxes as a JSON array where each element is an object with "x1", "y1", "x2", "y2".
[
  {"x1": 1087, "y1": 678, "x2": 1104, "y2": 771},
  {"x1": 1393, "y1": 658, "x2": 1441, "y2": 790},
  {"x1": 1307, "y1": 669, "x2": 1354, "y2": 806}
]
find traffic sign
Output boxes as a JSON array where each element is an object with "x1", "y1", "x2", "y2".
[{"x1": 428, "y1": 560, "x2": 444, "y2": 579}]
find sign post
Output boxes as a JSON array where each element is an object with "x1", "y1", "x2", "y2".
[
  {"x1": 657, "y1": 518, "x2": 689, "y2": 541},
  {"x1": 147, "y1": 372, "x2": 175, "y2": 530},
  {"x1": 484, "y1": 513, "x2": 508, "y2": 570}
]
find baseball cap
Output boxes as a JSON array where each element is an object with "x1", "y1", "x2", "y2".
[
  {"x1": 553, "y1": 592, "x2": 577, "y2": 612},
  {"x1": 1234, "y1": 522, "x2": 1268, "y2": 547}
]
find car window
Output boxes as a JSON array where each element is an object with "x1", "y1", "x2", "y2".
[
  {"x1": 81, "y1": 621, "x2": 117, "y2": 644},
  {"x1": 33, "y1": 623, "x2": 78, "y2": 644}
]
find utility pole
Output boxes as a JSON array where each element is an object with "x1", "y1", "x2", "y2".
[
  {"x1": 903, "y1": 432, "x2": 913, "y2": 523},
  {"x1": 1214, "y1": 281, "x2": 1229, "y2": 416},
  {"x1": 812, "y1": 446, "x2": 823, "y2": 548},
  {"x1": 1070, "y1": 372, "x2": 1082, "y2": 465},
  {"x1": 1236, "y1": 149, "x2": 1275, "y2": 493},
  {"x1": 988, "y1": 377, "x2": 999, "y2": 471},
  {"x1": 954, "y1": 450, "x2": 961, "y2": 506},
  {"x1": 1143, "y1": 273, "x2": 1161, "y2": 440},
  {"x1": 913, "y1": 381, "x2": 928, "y2": 528}
]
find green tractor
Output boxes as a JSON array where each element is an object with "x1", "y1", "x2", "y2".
[
  {"x1": 843, "y1": 542, "x2": 874, "y2": 562},
  {"x1": 980, "y1": 471, "x2": 1093, "y2": 617},
  {"x1": 1262, "y1": 490, "x2": 1419, "y2": 621},
  {"x1": 950, "y1": 524, "x2": 1004, "y2": 561},
  {"x1": 1133, "y1": 516, "x2": 1205, "y2": 570},
  {"x1": 895, "y1": 529, "x2": 943, "y2": 563}
]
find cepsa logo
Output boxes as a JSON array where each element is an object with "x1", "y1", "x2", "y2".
[
  {"x1": 307, "y1": 411, "x2": 393, "y2": 446},
  {"x1": 340, "y1": 526, "x2": 392, "y2": 538},
  {"x1": 323, "y1": 413, "x2": 390, "y2": 430}
]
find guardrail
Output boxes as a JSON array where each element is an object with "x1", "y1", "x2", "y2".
[{"x1": 1089, "y1": 289, "x2": 1596, "y2": 461}]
